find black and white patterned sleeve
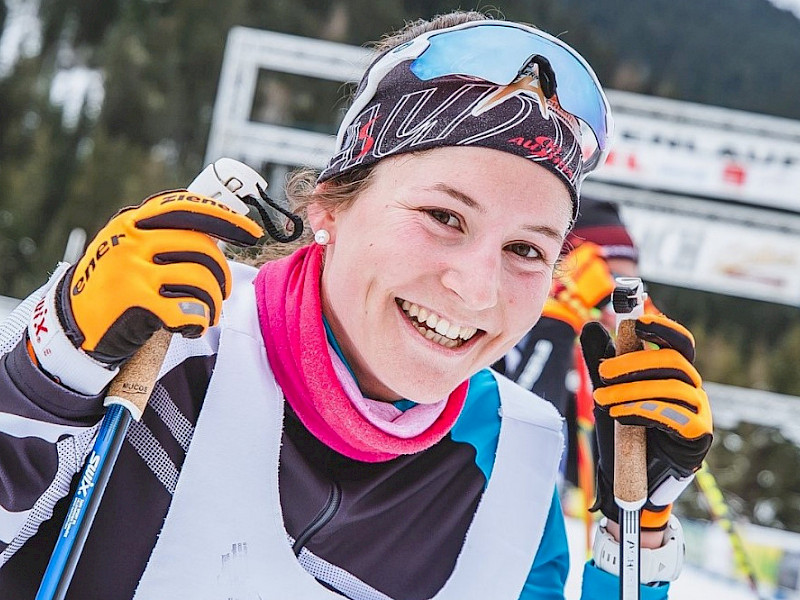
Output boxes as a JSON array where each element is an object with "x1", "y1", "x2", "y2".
[{"x1": 0, "y1": 264, "x2": 102, "y2": 566}]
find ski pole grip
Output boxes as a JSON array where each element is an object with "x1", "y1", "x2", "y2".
[
  {"x1": 104, "y1": 329, "x2": 172, "y2": 421},
  {"x1": 611, "y1": 278, "x2": 648, "y2": 508},
  {"x1": 613, "y1": 318, "x2": 648, "y2": 507}
]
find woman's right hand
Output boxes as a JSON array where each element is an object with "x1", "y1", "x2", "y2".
[{"x1": 28, "y1": 190, "x2": 262, "y2": 393}]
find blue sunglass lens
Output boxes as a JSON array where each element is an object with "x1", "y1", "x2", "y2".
[
  {"x1": 409, "y1": 25, "x2": 607, "y2": 149},
  {"x1": 410, "y1": 27, "x2": 528, "y2": 83}
]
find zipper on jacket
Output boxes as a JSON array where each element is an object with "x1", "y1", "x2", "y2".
[{"x1": 293, "y1": 481, "x2": 342, "y2": 556}]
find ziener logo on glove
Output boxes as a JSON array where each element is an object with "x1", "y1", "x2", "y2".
[
  {"x1": 71, "y1": 233, "x2": 127, "y2": 296},
  {"x1": 159, "y1": 192, "x2": 235, "y2": 212}
]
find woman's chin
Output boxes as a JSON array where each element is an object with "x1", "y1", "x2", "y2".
[{"x1": 380, "y1": 371, "x2": 466, "y2": 404}]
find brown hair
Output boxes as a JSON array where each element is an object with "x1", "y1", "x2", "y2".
[
  {"x1": 243, "y1": 10, "x2": 499, "y2": 266},
  {"x1": 241, "y1": 165, "x2": 377, "y2": 264},
  {"x1": 372, "y1": 11, "x2": 491, "y2": 54}
]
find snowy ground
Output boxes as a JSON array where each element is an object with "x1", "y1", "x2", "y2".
[{"x1": 564, "y1": 517, "x2": 769, "y2": 599}]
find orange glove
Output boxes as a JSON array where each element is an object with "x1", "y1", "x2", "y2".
[
  {"x1": 545, "y1": 242, "x2": 616, "y2": 333},
  {"x1": 29, "y1": 190, "x2": 262, "y2": 393},
  {"x1": 580, "y1": 314, "x2": 713, "y2": 529}
]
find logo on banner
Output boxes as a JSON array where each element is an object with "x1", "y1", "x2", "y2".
[{"x1": 722, "y1": 162, "x2": 747, "y2": 186}]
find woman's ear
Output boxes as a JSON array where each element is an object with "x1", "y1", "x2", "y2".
[{"x1": 306, "y1": 184, "x2": 337, "y2": 243}]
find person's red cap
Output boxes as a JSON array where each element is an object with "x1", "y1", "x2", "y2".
[{"x1": 566, "y1": 197, "x2": 638, "y2": 262}]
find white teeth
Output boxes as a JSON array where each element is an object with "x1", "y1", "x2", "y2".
[
  {"x1": 446, "y1": 322, "x2": 461, "y2": 340},
  {"x1": 434, "y1": 319, "x2": 450, "y2": 336},
  {"x1": 399, "y1": 299, "x2": 479, "y2": 346},
  {"x1": 460, "y1": 326, "x2": 477, "y2": 340}
]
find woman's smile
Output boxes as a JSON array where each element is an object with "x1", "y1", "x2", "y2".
[{"x1": 395, "y1": 297, "x2": 482, "y2": 350}]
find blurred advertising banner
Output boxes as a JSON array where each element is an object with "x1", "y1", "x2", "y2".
[
  {"x1": 594, "y1": 90, "x2": 800, "y2": 213},
  {"x1": 620, "y1": 204, "x2": 800, "y2": 305}
]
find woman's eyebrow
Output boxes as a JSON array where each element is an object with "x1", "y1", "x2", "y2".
[
  {"x1": 428, "y1": 183, "x2": 564, "y2": 242},
  {"x1": 428, "y1": 183, "x2": 484, "y2": 213},
  {"x1": 522, "y1": 224, "x2": 565, "y2": 243}
]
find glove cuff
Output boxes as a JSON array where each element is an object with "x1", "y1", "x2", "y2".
[
  {"x1": 593, "y1": 515, "x2": 685, "y2": 583},
  {"x1": 592, "y1": 466, "x2": 689, "y2": 530},
  {"x1": 641, "y1": 505, "x2": 672, "y2": 530},
  {"x1": 28, "y1": 270, "x2": 119, "y2": 395},
  {"x1": 590, "y1": 466, "x2": 619, "y2": 522},
  {"x1": 650, "y1": 472, "x2": 696, "y2": 506}
]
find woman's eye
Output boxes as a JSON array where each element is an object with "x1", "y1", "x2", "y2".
[
  {"x1": 427, "y1": 209, "x2": 461, "y2": 229},
  {"x1": 507, "y1": 242, "x2": 543, "y2": 260}
]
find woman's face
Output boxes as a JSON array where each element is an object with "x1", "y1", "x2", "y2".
[{"x1": 309, "y1": 147, "x2": 573, "y2": 403}]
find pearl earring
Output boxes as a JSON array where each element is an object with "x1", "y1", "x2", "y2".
[{"x1": 314, "y1": 229, "x2": 330, "y2": 245}]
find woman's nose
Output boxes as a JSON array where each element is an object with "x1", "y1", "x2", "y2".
[{"x1": 441, "y1": 244, "x2": 500, "y2": 311}]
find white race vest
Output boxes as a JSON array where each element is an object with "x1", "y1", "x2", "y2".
[{"x1": 134, "y1": 262, "x2": 564, "y2": 600}]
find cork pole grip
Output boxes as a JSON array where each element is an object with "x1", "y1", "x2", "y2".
[
  {"x1": 105, "y1": 328, "x2": 172, "y2": 420},
  {"x1": 613, "y1": 318, "x2": 648, "y2": 506}
]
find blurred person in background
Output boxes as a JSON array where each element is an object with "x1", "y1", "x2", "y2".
[
  {"x1": 495, "y1": 197, "x2": 662, "y2": 530},
  {"x1": 495, "y1": 198, "x2": 640, "y2": 416}
]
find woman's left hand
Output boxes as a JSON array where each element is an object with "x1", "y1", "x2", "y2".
[{"x1": 580, "y1": 314, "x2": 713, "y2": 530}]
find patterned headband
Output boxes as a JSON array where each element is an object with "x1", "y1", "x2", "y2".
[{"x1": 319, "y1": 61, "x2": 585, "y2": 216}]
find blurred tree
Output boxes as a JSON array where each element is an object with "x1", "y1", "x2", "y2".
[
  {"x1": 560, "y1": 0, "x2": 800, "y2": 120},
  {"x1": 649, "y1": 283, "x2": 800, "y2": 394},
  {"x1": 768, "y1": 323, "x2": 800, "y2": 396},
  {"x1": 684, "y1": 423, "x2": 800, "y2": 533}
]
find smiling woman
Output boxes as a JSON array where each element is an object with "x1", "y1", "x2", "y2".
[{"x1": 0, "y1": 9, "x2": 712, "y2": 600}]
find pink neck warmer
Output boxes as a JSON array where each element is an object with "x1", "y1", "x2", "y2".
[{"x1": 254, "y1": 243, "x2": 468, "y2": 462}]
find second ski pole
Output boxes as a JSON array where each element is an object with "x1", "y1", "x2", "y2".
[{"x1": 611, "y1": 277, "x2": 647, "y2": 600}]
